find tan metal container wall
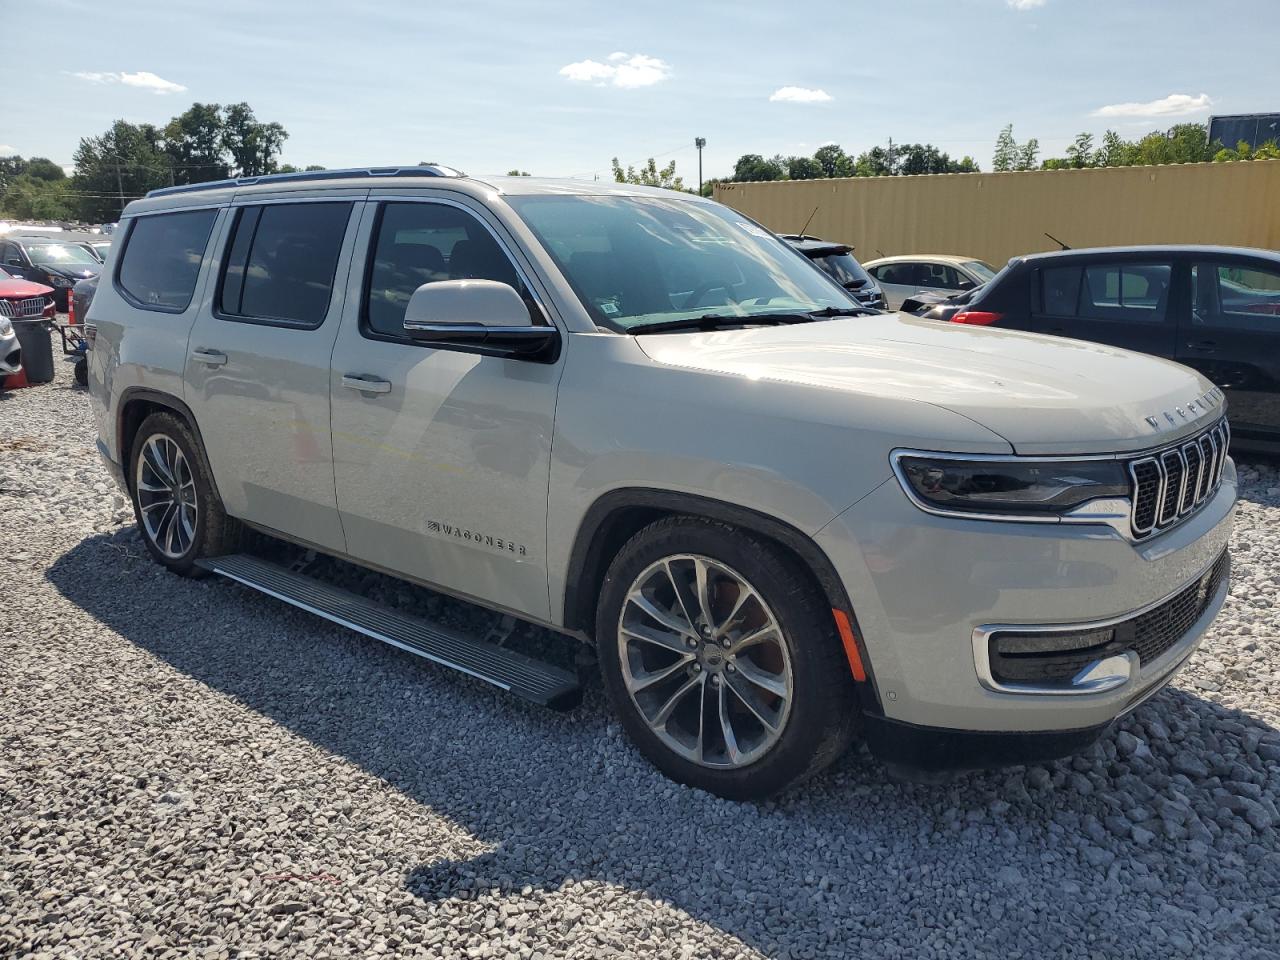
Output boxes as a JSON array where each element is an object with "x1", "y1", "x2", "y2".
[{"x1": 713, "y1": 160, "x2": 1280, "y2": 268}]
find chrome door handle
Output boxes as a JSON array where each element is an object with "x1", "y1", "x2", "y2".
[
  {"x1": 342, "y1": 374, "x2": 392, "y2": 394},
  {"x1": 190, "y1": 348, "x2": 227, "y2": 366}
]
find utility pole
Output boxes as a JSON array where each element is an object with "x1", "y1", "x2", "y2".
[
  {"x1": 695, "y1": 137, "x2": 706, "y2": 195},
  {"x1": 887, "y1": 137, "x2": 894, "y2": 176},
  {"x1": 115, "y1": 163, "x2": 126, "y2": 218}
]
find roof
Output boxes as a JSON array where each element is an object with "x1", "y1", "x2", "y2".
[
  {"x1": 1014, "y1": 244, "x2": 1280, "y2": 263},
  {"x1": 134, "y1": 165, "x2": 700, "y2": 208},
  {"x1": 862, "y1": 254, "x2": 985, "y2": 267},
  {"x1": 7, "y1": 232, "x2": 107, "y2": 247}
]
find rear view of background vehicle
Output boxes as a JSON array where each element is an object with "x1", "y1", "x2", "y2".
[
  {"x1": 864, "y1": 254, "x2": 996, "y2": 310},
  {"x1": 944, "y1": 245, "x2": 1280, "y2": 452},
  {"x1": 89, "y1": 169, "x2": 1234, "y2": 799},
  {"x1": 780, "y1": 234, "x2": 886, "y2": 310}
]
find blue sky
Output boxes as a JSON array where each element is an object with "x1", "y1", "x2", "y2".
[{"x1": 5, "y1": 0, "x2": 1278, "y2": 182}]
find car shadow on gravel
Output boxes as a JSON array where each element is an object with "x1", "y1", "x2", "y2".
[{"x1": 47, "y1": 530, "x2": 1280, "y2": 957}]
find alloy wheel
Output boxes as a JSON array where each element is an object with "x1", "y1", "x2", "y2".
[
  {"x1": 617, "y1": 554, "x2": 793, "y2": 768},
  {"x1": 135, "y1": 435, "x2": 198, "y2": 559}
]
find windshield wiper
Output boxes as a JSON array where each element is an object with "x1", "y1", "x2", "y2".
[{"x1": 630, "y1": 307, "x2": 875, "y2": 335}]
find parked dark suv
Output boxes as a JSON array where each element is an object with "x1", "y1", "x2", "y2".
[
  {"x1": 0, "y1": 234, "x2": 102, "y2": 310},
  {"x1": 948, "y1": 246, "x2": 1280, "y2": 451},
  {"x1": 780, "y1": 234, "x2": 886, "y2": 310}
]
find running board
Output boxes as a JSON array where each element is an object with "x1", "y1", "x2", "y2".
[{"x1": 195, "y1": 554, "x2": 582, "y2": 710}]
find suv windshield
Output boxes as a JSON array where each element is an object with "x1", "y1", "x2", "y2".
[
  {"x1": 509, "y1": 195, "x2": 852, "y2": 332},
  {"x1": 27, "y1": 243, "x2": 100, "y2": 267}
]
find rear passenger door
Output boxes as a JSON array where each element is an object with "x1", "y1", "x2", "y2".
[
  {"x1": 328, "y1": 195, "x2": 562, "y2": 622},
  {"x1": 1028, "y1": 258, "x2": 1177, "y2": 358},
  {"x1": 184, "y1": 195, "x2": 364, "y2": 553},
  {"x1": 1178, "y1": 256, "x2": 1280, "y2": 442}
]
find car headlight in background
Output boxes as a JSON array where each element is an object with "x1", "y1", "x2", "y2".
[
  {"x1": 894, "y1": 454, "x2": 1129, "y2": 516},
  {"x1": 47, "y1": 275, "x2": 74, "y2": 288},
  {"x1": 0, "y1": 317, "x2": 12, "y2": 337}
]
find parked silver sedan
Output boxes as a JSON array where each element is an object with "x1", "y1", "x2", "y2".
[{"x1": 863, "y1": 254, "x2": 997, "y2": 310}]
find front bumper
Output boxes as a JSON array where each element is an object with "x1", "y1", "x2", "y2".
[
  {"x1": 0, "y1": 331, "x2": 19, "y2": 375},
  {"x1": 816, "y1": 460, "x2": 1236, "y2": 742}
]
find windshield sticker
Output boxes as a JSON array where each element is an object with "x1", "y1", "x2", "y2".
[
  {"x1": 736, "y1": 221, "x2": 771, "y2": 238},
  {"x1": 597, "y1": 299, "x2": 620, "y2": 315}
]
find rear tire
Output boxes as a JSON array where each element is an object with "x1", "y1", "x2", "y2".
[
  {"x1": 128, "y1": 412, "x2": 242, "y2": 576},
  {"x1": 596, "y1": 516, "x2": 859, "y2": 799}
]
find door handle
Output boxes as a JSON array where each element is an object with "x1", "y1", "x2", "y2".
[
  {"x1": 190, "y1": 348, "x2": 228, "y2": 366},
  {"x1": 342, "y1": 374, "x2": 392, "y2": 394},
  {"x1": 1185, "y1": 340, "x2": 1217, "y2": 353}
]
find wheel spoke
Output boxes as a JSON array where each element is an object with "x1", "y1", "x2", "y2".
[
  {"x1": 650, "y1": 673, "x2": 704, "y2": 729},
  {"x1": 732, "y1": 657, "x2": 788, "y2": 698},
  {"x1": 725, "y1": 672, "x2": 782, "y2": 733},
  {"x1": 715, "y1": 583, "x2": 754, "y2": 636},
  {"x1": 626, "y1": 655, "x2": 694, "y2": 694},
  {"x1": 626, "y1": 590, "x2": 694, "y2": 638},
  {"x1": 729, "y1": 623, "x2": 778, "y2": 654},
  {"x1": 718, "y1": 680, "x2": 741, "y2": 765},
  {"x1": 137, "y1": 479, "x2": 170, "y2": 494},
  {"x1": 662, "y1": 560, "x2": 699, "y2": 632},
  {"x1": 692, "y1": 558, "x2": 716, "y2": 631},
  {"x1": 144, "y1": 440, "x2": 174, "y2": 485},
  {"x1": 140, "y1": 497, "x2": 172, "y2": 514}
]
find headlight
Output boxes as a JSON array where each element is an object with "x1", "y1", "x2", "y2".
[
  {"x1": 895, "y1": 454, "x2": 1129, "y2": 516},
  {"x1": 48, "y1": 275, "x2": 74, "y2": 288},
  {"x1": 0, "y1": 317, "x2": 11, "y2": 336}
]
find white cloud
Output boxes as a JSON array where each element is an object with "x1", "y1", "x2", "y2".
[
  {"x1": 769, "y1": 86, "x2": 832, "y2": 103},
  {"x1": 1092, "y1": 92, "x2": 1213, "y2": 119},
  {"x1": 72, "y1": 70, "x2": 187, "y2": 94},
  {"x1": 559, "y1": 53, "x2": 671, "y2": 88},
  {"x1": 0, "y1": 145, "x2": 17, "y2": 157},
  {"x1": 1006, "y1": 0, "x2": 1046, "y2": 9}
]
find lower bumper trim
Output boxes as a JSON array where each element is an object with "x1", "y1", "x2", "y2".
[{"x1": 862, "y1": 713, "x2": 1112, "y2": 772}]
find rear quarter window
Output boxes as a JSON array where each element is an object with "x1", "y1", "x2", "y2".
[{"x1": 117, "y1": 209, "x2": 219, "y2": 311}]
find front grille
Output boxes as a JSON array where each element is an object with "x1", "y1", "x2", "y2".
[
  {"x1": 0, "y1": 296, "x2": 48, "y2": 318},
  {"x1": 1125, "y1": 550, "x2": 1230, "y2": 665},
  {"x1": 1128, "y1": 418, "x2": 1229, "y2": 538}
]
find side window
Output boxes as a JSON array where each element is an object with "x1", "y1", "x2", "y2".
[
  {"x1": 364, "y1": 202, "x2": 528, "y2": 338},
  {"x1": 917, "y1": 263, "x2": 959, "y2": 289},
  {"x1": 1040, "y1": 266, "x2": 1082, "y2": 315},
  {"x1": 217, "y1": 202, "x2": 352, "y2": 327},
  {"x1": 117, "y1": 208, "x2": 219, "y2": 311},
  {"x1": 1080, "y1": 262, "x2": 1172, "y2": 323},
  {"x1": 1192, "y1": 261, "x2": 1280, "y2": 331},
  {"x1": 879, "y1": 262, "x2": 916, "y2": 285}
]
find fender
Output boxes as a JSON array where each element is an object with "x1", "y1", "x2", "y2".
[
  {"x1": 116, "y1": 386, "x2": 224, "y2": 503},
  {"x1": 562, "y1": 487, "x2": 882, "y2": 713}
]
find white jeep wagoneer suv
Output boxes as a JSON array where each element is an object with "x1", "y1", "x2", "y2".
[{"x1": 88, "y1": 167, "x2": 1235, "y2": 798}]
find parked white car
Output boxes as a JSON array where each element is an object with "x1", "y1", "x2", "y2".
[
  {"x1": 89, "y1": 169, "x2": 1234, "y2": 798},
  {"x1": 864, "y1": 254, "x2": 998, "y2": 310}
]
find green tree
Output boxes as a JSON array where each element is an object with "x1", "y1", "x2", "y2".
[
  {"x1": 24, "y1": 157, "x2": 66, "y2": 182},
  {"x1": 164, "y1": 102, "x2": 230, "y2": 184},
  {"x1": 505, "y1": 169, "x2": 532, "y2": 176},
  {"x1": 813, "y1": 144, "x2": 854, "y2": 178},
  {"x1": 1065, "y1": 132, "x2": 1095, "y2": 168},
  {"x1": 71, "y1": 120, "x2": 171, "y2": 221},
  {"x1": 853, "y1": 146, "x2": 894, "y2": 177},
  {"x1": 1016, "y1": 138, "x2": 1040, "y2": 171},
  {"x1": 1095, "y1": 129, "x2": 1134, "y2": 167},
  {"x1": 992, "y1": 124, "x2": 1019, "y2": 172},
  {"x1": 611, "y1": 157, "x2": 685, "y2": 190},
  {"x1": 221, "y1": 102, "x2": 288, "y2": 177},
  {"x1": 1, "y1": 175, "x2": 75, "y2": 219},
  {"x1": 784, "y1": 156, "x2": 823, "y2": 180},
  {"x1": 730, "y1": 153, "x2": 785, "y2": 182}
]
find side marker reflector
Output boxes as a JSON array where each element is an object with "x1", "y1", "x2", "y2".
[{"x1": 833, "y1": 609, "x2": 866, "y2": 682}]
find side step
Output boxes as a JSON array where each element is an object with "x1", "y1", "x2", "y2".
[{"x1": 195, "y1": 554, "x2": 582, "y2": 710}]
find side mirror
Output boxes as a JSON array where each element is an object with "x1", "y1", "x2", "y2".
[
  {"x1": 956, "y1": 278, "x2": 976, "y2": 291},
  {"x1": 5, "y1": 258, "x2": 23, "y2": 267},
  {"x1": 403, "y1": 279, "x2": 558, "y2": 362}
]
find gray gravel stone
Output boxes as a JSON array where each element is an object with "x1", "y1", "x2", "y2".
[{"x1": 1, "y1": 362, "x2": 1278, "y2": 959}]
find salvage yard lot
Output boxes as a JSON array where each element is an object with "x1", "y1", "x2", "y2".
[{"x1": 2, "y1": 363, "x2": 1279, "y2": 959}]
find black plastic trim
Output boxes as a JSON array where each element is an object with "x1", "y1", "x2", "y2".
[{"x1": 861, "y1": 713, "x2": 1112, "y2": 772}]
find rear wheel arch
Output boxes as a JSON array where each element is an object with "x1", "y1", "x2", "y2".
[
  {"x1": 562, "y1": 488, "x2": 880, "y2": 711},
  {"x1": 117, "y1": 388, "x2": 220, "y2": 500}
]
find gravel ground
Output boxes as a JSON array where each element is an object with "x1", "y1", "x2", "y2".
[{"x1": 2, "y1": 359, "x2": 1279, "y2": 960}]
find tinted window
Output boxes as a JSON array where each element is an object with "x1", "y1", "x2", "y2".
[
  {"x1": 1192, "y1": 261, "x2": 1280, "y2": 331},
  {"x1": 1041, "y1": 266, "x2": 1082, "y2": 315},
  {"x1": 917, "y1": 263, "x2": 960, "y2": 289},
  {"x1": 219, "y1": 202, "x2": 352, "y2": 326},
  {"x1": 365, "y1": 202, "x2": 526, "y2": 337},
  {"x1": 118, "y1": 209, "x2": 218, "y2": 311},
  {"x1": 1080, "y1": 262, "x2": 1171, "y2": 323}
]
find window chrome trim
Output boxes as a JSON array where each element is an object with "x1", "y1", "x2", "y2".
[{"x1": 972, "y1": 549, "x2": 1228, "y2": 696}]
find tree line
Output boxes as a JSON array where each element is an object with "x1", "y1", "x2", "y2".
[{"x1": 0, "y1": 102, "x2": 308, "y2": 223}]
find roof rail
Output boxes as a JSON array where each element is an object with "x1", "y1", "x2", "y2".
[{"x1": 145, "y1": 164, "x2": 466, "y2": 199}]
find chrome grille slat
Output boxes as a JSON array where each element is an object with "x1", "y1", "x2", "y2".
[
  {"x1": 1128, "y1": 417, "x2": 1229, "y2": 539},
  {"x1": 0, "y1": 296, "x2": 48, "y2": 318}
]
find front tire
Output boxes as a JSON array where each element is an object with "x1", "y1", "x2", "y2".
[
  {"x1": 128, "y1": 412, "x2": 242, "y2": 575},
  {"x1": 596, "y1": 517, "x2": 859, "y2": 799}
]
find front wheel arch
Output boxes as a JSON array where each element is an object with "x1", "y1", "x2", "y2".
[{"x1": 562, "y1": 488, "x2": 881, "y2": 713}]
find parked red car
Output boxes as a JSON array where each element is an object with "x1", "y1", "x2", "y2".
[{"x1": 0, "y1": 264, "x2": 56, "y2": 320}]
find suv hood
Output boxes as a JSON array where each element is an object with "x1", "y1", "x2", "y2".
[{"x1": 634, "y1": 313, "x2": 1223, "y2": 455}]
